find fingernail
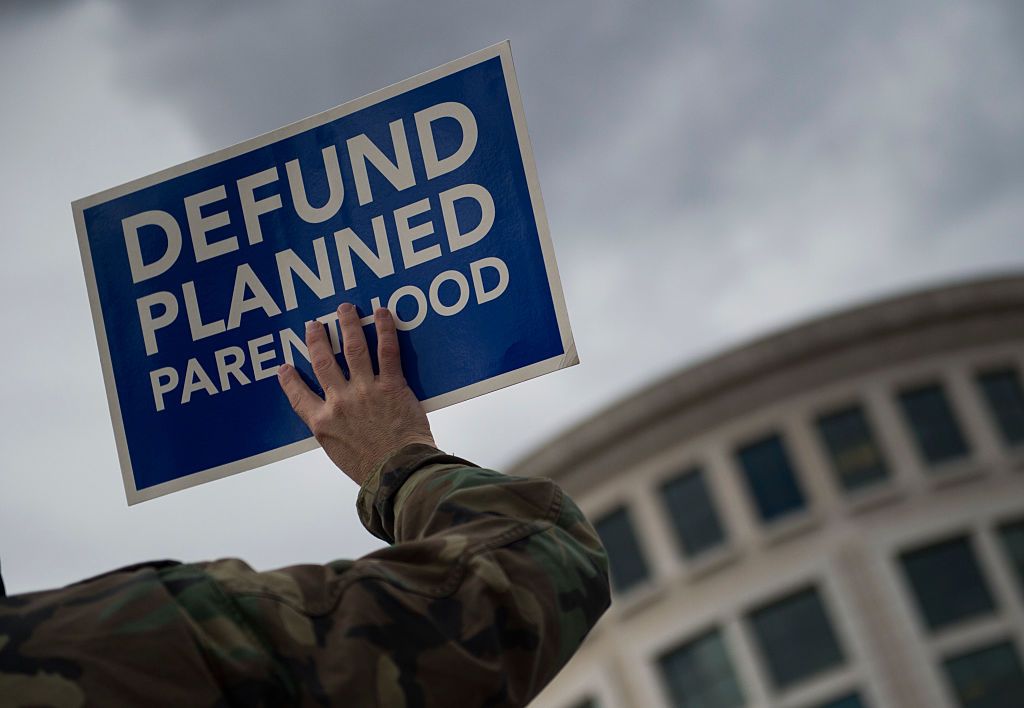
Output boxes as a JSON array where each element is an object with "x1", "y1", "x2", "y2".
[
  {"x1": 340, "y1": 303, "x2": 354, "y2": 315},
  {"x1": 306, "y1": 320, "x2": 318, "y2": 331},
  {"x1": 278, "y1": 363, "x2": 291, "y2": 376},
  {"x1": 375, "y1": 307, "x2": 389, "y2": 319}
]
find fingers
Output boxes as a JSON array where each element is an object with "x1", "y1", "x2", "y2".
[
  {"x1": 338, "y1": 303, "x2": 373, "y2": 384},
  {"x1": 277, "y1": 363, "x2": 321, "y2": 427},
  {"x1": 375, "y1": 308, "x2": 403, "y2": 385},
  {"x1": 306, "y1": 319, "x2": 346, "y2": 394}
]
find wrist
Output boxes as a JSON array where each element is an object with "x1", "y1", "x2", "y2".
[
  {"x1": 354, "y1": 437, "x2": 438, "y2": 487},
  {"x1": 356, "y1": 444, "x2": 475, "y2": 543}
]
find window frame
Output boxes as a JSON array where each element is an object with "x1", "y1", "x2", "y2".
[
  {"x1": 657, "y1": 464, "x2": 730, "y2": 562},
  {"x1": 655, "y1": 624, "x2": 747, "y2": 708},
  {"x1": 734, "y1": 431, "x2": 811, "y2": 526},
  {"x1": 592, "y1": 502, "x2": 652, "y2": 597},
  {"x1": 814, "y1": 401, "x2": 892, "y2": 495},
  {"x1": 808, "y1": 692, "x2": 867, "y2": 708},
  {"x1": 877, "y1": 508, "x2": 1024, "y2": 705},
  {"x1": 531, "y1": 660, "x2": 625, "y2": 708},
  {"x1": 896, "y1": 379, "x2": 973, "y2": 470},
  {"x1": 939, "y1": 637, "x2": 1024, "y2": 708},
  {"x1": 896, "y1": 531, "x2": 999, "y2": 634},
  {"x1": 975, "y1": 364, "x2": 1024, "y2": 450},
  {"x1": 743, "y1": 582, "x2": 849, "y2": 693},
  {"x1": 995, "y1": 516, "x2": 1024, "y2": 600}
]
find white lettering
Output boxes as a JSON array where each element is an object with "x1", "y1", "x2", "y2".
[
  {"x1": 184, "y1": 185, "x2": 238, "y2": 262},
  {"x1": 471, "y1": 257, "x2": 510, "y2": 304},
  {"x1": 348, "y1": 119, "x2": 415, "y2": 206},
  {"x1": 334, "y1": 216, "x2": 395, "y2": 290},
  {"x1": 149, "y1": 366, "x2": 178, "y2": 412},
  {"x1": 214, "y1": 346, "x2": 250, "y2": 392},
  {"x1": 429, "y1": 270, "x2": 470, "y2": 317},
  {"x1": 286, "y1": 146, "x2": 345, "y2": 223},
  {"x1": 276, "y1": 238, "x2": 336, "y2": 311},
  {"x1": 182, "y1": 281, "x2": 227, "y2": 341},
  {"x1": 237, "y1": 167, "x2": 282, "y2": 246},
  {"x1": 228, "y1": 264, "x2": 283, "y2": 330},
  {"x1": 181, "y1": 357, "x2": 219, "y2": 405},
  {"x1": 415, "y1": 102, "x2": 478, "y2": 179},
  {"x1": 395, "y1": 198, "x2": 441, "y2": 268},
  {"x1": 248, "y1": 334, "x2": 279, "y2": 380},
  {"x1": 440, "y1": 183, "x2": 494, "y2": 252},
  {"x1": 123, "y1": 211, "x2": 183, "y2": 284},
  {"x1": 136, "y1": 291, "x2": 179, "y2": 356},
  {"x1": 280, "y1": 327, "x2": 310, "y2": 366},
  {"x1": 388, "y1": 285, "x2": 428, "y2": 331}
]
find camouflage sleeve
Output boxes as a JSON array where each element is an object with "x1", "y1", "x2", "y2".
[
  {"x1": 0, "y1": 445, "x2": 607, "y2": 706},
  {"x1": 184, "y1": 443, "x2": 609, "y2": 706}
]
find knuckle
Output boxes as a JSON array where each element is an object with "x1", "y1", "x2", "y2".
[
  {"x1": 310, "y1": 410, "x2": 331, "y2": 436},
  {"x1": 312, "y1": 355, "x2": 334, "y2": 374},
  {"x1": 380, "y1": 375, "x2": 404, "y2": 391}
]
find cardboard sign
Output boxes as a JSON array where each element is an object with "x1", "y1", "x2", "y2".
[{"x1": 73, "y1": 41, "x2": 576, "y2": 504}]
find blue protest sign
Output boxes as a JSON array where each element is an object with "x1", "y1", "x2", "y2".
[{"x1": 73, "y1": 42, "x2": 576, "y2": 504}]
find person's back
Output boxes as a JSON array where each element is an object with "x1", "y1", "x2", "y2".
[{"x1": 0, "y1": 306, "x2": 610, "y2": 707}]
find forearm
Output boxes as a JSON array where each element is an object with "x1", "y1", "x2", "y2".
[{"x1": 185, "y1": 446, "x2": 610, "y2": 706}]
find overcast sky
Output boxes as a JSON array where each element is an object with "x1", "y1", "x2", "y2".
[{"x1": 2, "y1": 0, "x2": 1022, "y2": 594}]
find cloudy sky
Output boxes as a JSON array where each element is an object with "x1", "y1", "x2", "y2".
[{"x1": 2, "y1": 1, "x2": 1022, "y2": 594}]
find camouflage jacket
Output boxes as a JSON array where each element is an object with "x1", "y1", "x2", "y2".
[{"x1": 0, "y1": 444, "x2": 610, "y2": 707}]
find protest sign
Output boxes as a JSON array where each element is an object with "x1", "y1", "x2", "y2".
[{"x1": 72, "y1": 41, "x2": 576, "y2": 504}]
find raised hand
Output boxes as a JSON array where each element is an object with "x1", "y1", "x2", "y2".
[{"x1": 277, "y1": 303, "x2": 435, "y2": 485}]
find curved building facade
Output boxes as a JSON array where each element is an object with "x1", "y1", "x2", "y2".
[{"x1": 517, "y1": 274, "x2": 1024, "y2": 708}]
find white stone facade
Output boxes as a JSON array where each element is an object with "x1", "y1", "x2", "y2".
[{"x1": 517, "y1": 275, "x2": 1024, "y2": 708}]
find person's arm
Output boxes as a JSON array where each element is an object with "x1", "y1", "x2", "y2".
[{"x1": 179, "y1": 305, "x2": 610, "y2": 706}]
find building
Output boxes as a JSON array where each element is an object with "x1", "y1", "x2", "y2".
[{"x1": 516, "y1": 274, "x2": 1024, "y2": 708}]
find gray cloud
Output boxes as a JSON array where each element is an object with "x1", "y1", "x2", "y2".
[{"x1": 1, "y1": 0, "x2": 1022, "y2": 593}]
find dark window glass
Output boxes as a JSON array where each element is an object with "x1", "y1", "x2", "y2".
[
  {"x1": 748, "y1": 586, "x2": 844, "y2": 689},
  {"x1": 816, "y1": 694, "x2": 865, "y2": 708},
  {"x1": 660, "y1": 468, "x2": 726, "y2": 558},
  {"x1": 594, "y1": 506, "x2": 649, "y2": 593},
  {"x1": 898, "y1": 383, "x2": 970, "y2": 466},
  {"x1": 658, "y1": 628, "x2": 744, "y2": 708},
  {"x1": 977, "y1": 369, "x2": 1024, "y2": 446},
  {"x1": 944, "y1": 641, "x2": 1024, "y2": 708},
  {"x1": 817, "y1": 405, "x2": 889, "y2": 492},
  {"x1": 736, "y1": 434, "x2": 807, "y2": 522},
  {"x1": 998, "y1": 519, "x2": 1024, "y2": 596},
  {"x1": 899, "y1": 536, "x2": 995, "y2": 631}
]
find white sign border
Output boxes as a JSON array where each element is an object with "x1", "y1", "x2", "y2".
[{"x1": 72, "y1": 41, "x2": 577, "y2": 505}]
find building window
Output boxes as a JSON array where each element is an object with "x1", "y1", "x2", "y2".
[
  {"x1": 660, "y1": 467, "x2": 727, "y2": 558},
  {"x1": 943, "y1": 640, "x2": 1024, "y2": 708},
  {"x1": 748, "y1": 586, "x2": 845, "y2": 689},
  {"x1": 658, "y1": 628, "x2": 744, "y2": 708},
  {"x1": 736, "y1": 434, "x2": 807, "y2": 522},
  {"x1": 815, "y1": 693, "x2": 865, "y2": 708},
  {"x1": 594, "y1": 506, "x2": 649, "y2": 593},
  {"x1": 977, "y1": 368, "x2": 1024, "y2": 447},
  {"x1": 997, "y1": 519, "x2": 1024, "y2": 597},
  {"x1": 899, "y1": 536, "x2": 996, "y2": 631},
  {"x1": 897, "y1": 383, "x2": 970, "y2": 466},
  {"x1": 816, "y1": 405, "x2": 889, "y2": 492}
]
